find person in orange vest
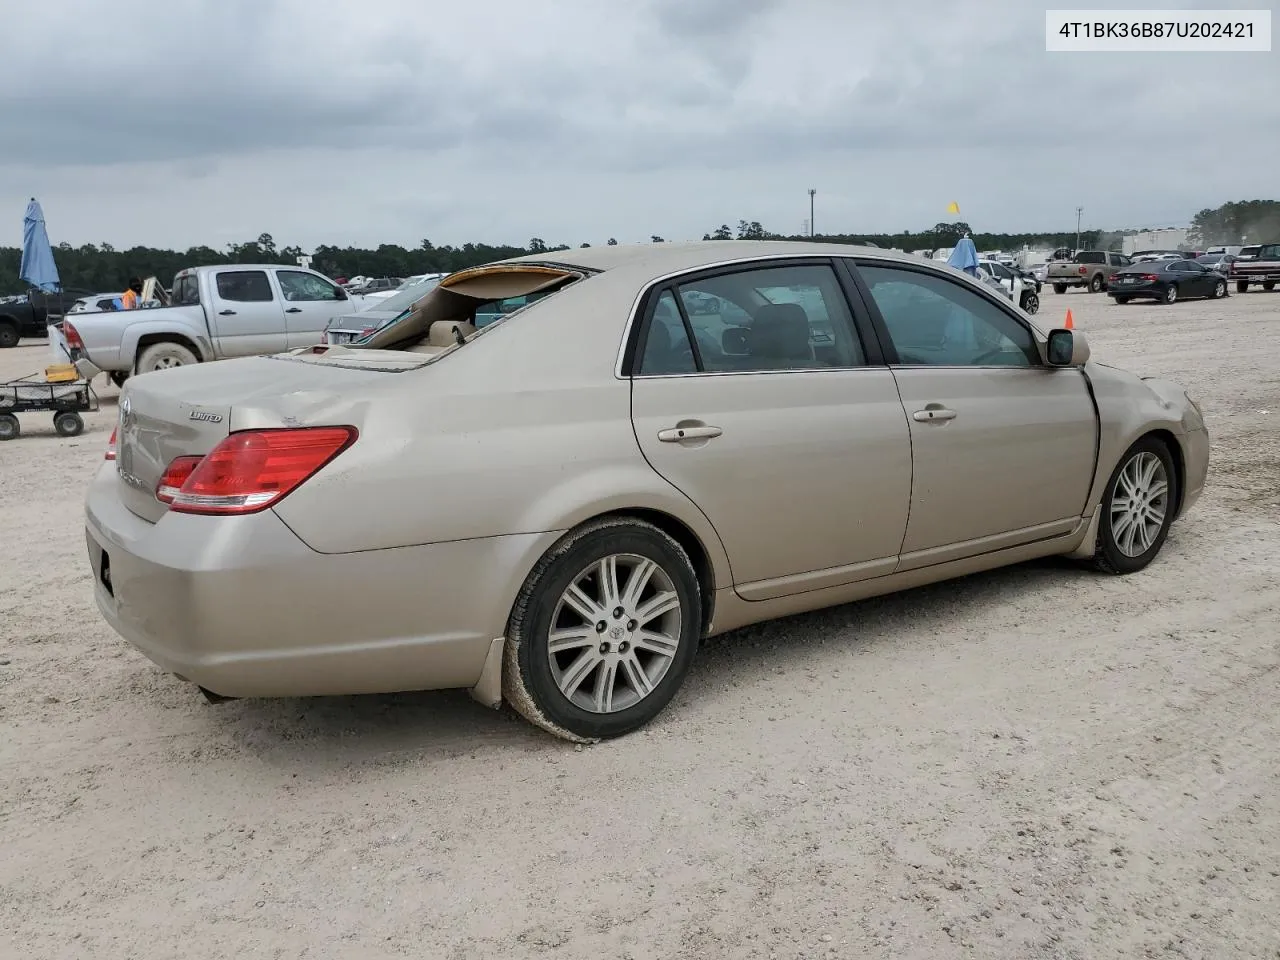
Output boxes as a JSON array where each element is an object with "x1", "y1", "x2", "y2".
[{"x1": 119, "y1": 276, "x2": 144, "y2": 309}]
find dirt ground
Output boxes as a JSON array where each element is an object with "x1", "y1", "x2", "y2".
[{"x1": 1, "y1": 288, "x2": 1278, "y2": 960}]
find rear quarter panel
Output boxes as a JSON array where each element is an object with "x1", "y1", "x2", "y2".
[{"x1": 269, "y1": 267, "x2": 734, "y2": 586}]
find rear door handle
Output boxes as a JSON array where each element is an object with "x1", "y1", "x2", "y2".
[
  {"x1": 912, "y1": 407, "x2": 956, "y2": 422},
  {"x1": 218, "y1": 309, "x2": 236, "y2": 316},
  {"x1": 658, "y1": 425, "x2": 723, "y2": 442},
  {"x1": 285, "y1": 307, "x2": 302, "y2": 313}
]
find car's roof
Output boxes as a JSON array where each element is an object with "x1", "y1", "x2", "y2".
[{"x1": 499, "y1": 240, "x2": 916, "y2": 274}]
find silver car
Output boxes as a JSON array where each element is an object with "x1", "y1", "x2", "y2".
[{"x1": 85, "y1": 242, "x2": 1209, "y2": 741}]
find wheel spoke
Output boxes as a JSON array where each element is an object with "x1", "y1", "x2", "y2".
[
  {"x1": 596, "y1": 556, "x2": 622, "y2": 609},
  {"x1": 592, "y1": 660, "x2": 618, "y2": 712},
  {"x1": 1112, "y1": 510, "x2": 1136, "y2": 542},
  {"x1": 1120, "y1": 514, "x2": 1142, "y2": 555},
  {"x1": 562, "y1": 583, "x2": 604, "y2": 624},
  {"x1": 634, "y1": 590, "x2": 679, "y2": 628},
  {"x1": 1138, "y1": 454, "x2": 1160, "y2": 489},
  {"x1": 558, "y1": 649, "x2": 600, "y2": 700},
  {"x1": 620, "y1": 558, "x2": 657, "y2": 611},
  {"x1": 548, "y1": 627, "x2": 595, "y2": 655},
  {"x1": 1146, "y1": 479, "x2": 1169, "y2": 502},
  {"x1": 621, "y1": 655, "x2": 654, "y2": 699},
  {"x1": 633, "y1": 630, "x2": 678, "y2": 657}
]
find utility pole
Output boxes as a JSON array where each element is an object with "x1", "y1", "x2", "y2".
[
  {"x1": 809, "y1": 189, "x2": 816, "y2": 237},
  {"x1": 1075, "y1": 206, "x2": 1084, "y2": 253}
]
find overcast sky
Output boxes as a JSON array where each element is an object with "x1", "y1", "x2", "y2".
[{"x1": 4, "y1": 0, "x2": 1277, "y2": 251}]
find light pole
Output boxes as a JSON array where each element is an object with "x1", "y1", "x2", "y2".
[
  {"x1": 809, "y1": 189, "x2": 816, "y2": 237},
  {"x1": 1075, "y1": 206, "x2": 1083, "y2": 253}
]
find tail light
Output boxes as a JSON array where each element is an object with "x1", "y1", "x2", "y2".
[
  {"x1": 155, "y1": 456, "x2": 203, "y2": 503},
  {"x1": 1142, "y1": 274, "x2": 1160, "y2": 281},
  {"x1": 165, "y1": 426, "x2": 357, "y2": 515},
  {"x1": 1077, "y1": 266, "x2": 1087, "y2": 275},
  {"x1": 64, "y1": 321, "x2": 84, "y2": 350},
  {"x1": 105, "y1": 426, "x2": 117, "y2": 461}
]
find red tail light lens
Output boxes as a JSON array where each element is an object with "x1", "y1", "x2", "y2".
[
  {"x1": 105, "y1": 426, "x2": 117, "y2": 461},
  {"x1": 167, "y1": 427, "x2": 357, "y2": 515},
  {"x1": 63, "y1": 322, "x2": 84, "y2": 350},
  {"x1": 1142, "y1": 274, "x2": 1160, "y2": 281},
  {"x1": 156, "y1": 456, "x2": 203, "y2": 504},
  {"x1": 1077, "y1": 266, "x2": 1087, "y2": 274}
]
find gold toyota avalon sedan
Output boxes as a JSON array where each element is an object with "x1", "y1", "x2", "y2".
[{"x1": 85, "y1": 241, "x2": 1209, "y2": 741}]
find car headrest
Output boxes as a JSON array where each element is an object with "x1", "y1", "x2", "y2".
[
  {"x1": 747, "y1": 303, "x2": 810, "y2": 360},
  {"x1": 425, "y1": 320, "x2": 477, "y2": 347}
]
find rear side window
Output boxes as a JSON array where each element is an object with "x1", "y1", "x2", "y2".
[
  {"x1": 1076, "y1": 252, "x2": 1106, "y2": 264},
  {"x1": 174, "y1": 275, "x2": 200, "y2": 306},
  {"x1": 1260, "y1": 244, "x2": 1280, "y2": 260},
  {"x1": 638, "y1": 291, "x2": 696, "y2": 375},
  {"x1": 216, "y1": 270, "x2": 274, "y2": 302}
]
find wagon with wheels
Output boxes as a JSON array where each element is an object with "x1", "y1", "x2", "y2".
[{"x1": 0, "y1": 374, "x2": 98, "y2": 441}]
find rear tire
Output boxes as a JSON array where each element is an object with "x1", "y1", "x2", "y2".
[
  {"x1": 0, "y1": 413, "x2": 18, "y2": 440},
  {"x1": 1264, "y1": 281, "x2": 1276, "y2": 292},
  {"x1": 1093, "y1": 436, "x2": 1178, "y2": 575},
  {"x1": 503, "y1": 517, "x2": 702, "y2": 742},
  {"x1": 1163, "y1": 284, "x2": 1178, "y2": 304},
  {"x1": 1113, "y1": 295, "x2": 1131, "y2": 304},
  {"x1": 1053, "y1": 283, "x2": 1068, "y2": 295},
  {"x1": 135, "y1": 341, "x2": 198, "y2": 375},
  {"x1": 0, "y1": 321, "x2": 19, "y2": 349},
  {"x1": 1236, "y1": 281, "x2": 1249, "y2": 293},
  {"x1": 1089, "y1": 273, "x2": 1105, "y2": 293},
  {"x1": 54, "y1": 411, "x2": 84, "y2": 437}
]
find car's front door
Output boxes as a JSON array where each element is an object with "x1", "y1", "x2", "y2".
[
  {"x1": 275, "y1": 270, "x2": 350, "y2": 348},
  {"x1": 207, "y1": 269, "x2": 287, "y2": 358},
  {"x1": 629, "y1": 260, "x2": 913, "y2": 600},
  {"x1": 851, "y1": 260, "x2": 1098, "y2": 570}
]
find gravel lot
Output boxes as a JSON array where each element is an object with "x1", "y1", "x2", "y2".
[{"x1": 2, "y1": 289, "x2": 1278, "y2": 960}]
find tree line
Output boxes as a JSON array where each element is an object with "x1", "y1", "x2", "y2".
[{"x1": 7, "y1": 199, "x2": 1272, "y2": 296}]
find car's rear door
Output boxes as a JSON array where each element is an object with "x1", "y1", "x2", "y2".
[
  {"x1": 628, "y1": 259, "x2": 912, "y2": 601},
  {"x1": 846, "y1": 258, "x2": 1097, "y2": 571},
  {"x1": 206, "y1": 269, "x2": 287, "y2": 358}
]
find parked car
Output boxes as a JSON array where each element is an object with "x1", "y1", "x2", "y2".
[
  {"x1": 1047, "y1": 251, "x2": 1131, "y2": 293},
  {"x1": 0, "y1": 287, "x2": 92, "y2": 348},
  {"x1": 85, "y1": 241, "x2": 1209, "y2": 741},
  {"x1": 1228, "y1": 242, "x2": 1280, "y2": 293},
  {"x1": 1108, "y1": 259, "x2": 1229, "y2": 304},
  {"x1": 66, "y1": 264, "x2": 363, "y2": 383},
  {"x1": 978, "y1": 259, "x2": 1040, "y2": 314},
  {"x1": 1195, "y1": 253, "x2": 1237, "y2": 276}
]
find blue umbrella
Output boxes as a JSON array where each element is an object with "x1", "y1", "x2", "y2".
[
  {"x1": 947, "y1": 236, "x2": 979, "y2": 277},
  {"x1": 20, "y1": 198, "x2": 61, "y2": 292}
]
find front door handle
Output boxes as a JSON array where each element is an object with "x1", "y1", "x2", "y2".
[
  {"x1": 285, "y1": 307, "x2": 302, "y2": 313},
  {"x1": 658, "y1": 424, "x2": 723, "y2": 442},
  {"x1": 218, "y1": 309, "x2": 236, "y2": 316},
  {"x1": 912, "y1": 407, "x2": 956, "y2": 423}
]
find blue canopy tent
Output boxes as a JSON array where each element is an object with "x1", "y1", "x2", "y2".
[
  {"x1": 947, "y1": 236, "x2": 980, "y2": 277},
  {"x1": 20, "y1": 199, "x2": 61, "y2": 293}
]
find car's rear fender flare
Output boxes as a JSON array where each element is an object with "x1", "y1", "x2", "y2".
[{"x1": 121, "y1": 321, "x2": 215, "y2": 369}]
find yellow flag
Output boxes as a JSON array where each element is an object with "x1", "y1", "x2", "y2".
[{"x1": 946, "y1": 201, "x2": 960, "y2": 215}]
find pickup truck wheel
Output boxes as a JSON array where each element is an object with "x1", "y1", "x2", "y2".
[
  {"x1": 1052, "y1": 283, "x2": 1068, "y2": 295},
  {"x1": 1236, "y1": 281, "x2": 1249, "y2": 293},
  {"x1": 1089, "y1": 273, "x2": 1105, "y2": 293},
  {"x1": 136, "y1": 342, "x2": 198, "y2": 374},
  {"x1": 1265, "y1": 282, "x2": 1276, "y2": 292},
  {"x1": 0, "y1": 321, "x2": 19, "y2": 349},
  {"x1": 109, "y1": 371, "x2": 129, "y2": 389}
]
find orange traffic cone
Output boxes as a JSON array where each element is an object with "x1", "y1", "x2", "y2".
[{"x1": 1064, "y1": 309, "x2": 1074, "y2": 330}]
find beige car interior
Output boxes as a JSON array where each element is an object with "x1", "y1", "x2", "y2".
[{"x1": 363, "y1": 265, "x2": 579, "y2": 356}]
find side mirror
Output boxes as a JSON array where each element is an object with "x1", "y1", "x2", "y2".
[
  {"x1": 1046, "y1": 328, "x2": 1090, "y2": 366},
  {"x1": 721, "y1": 327, "x2": 748, "y2": 355}
]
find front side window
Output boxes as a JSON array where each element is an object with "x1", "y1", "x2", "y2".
[
  {"x1": 215, "y1": 270, "x2": 274, "y2": 303},
  {"x1": 860, "y1": 264, "x2": 1038, "y2": 367},
  {"x1": 650, "y1": 263, "x2": 863, "y2": 373},
  {"x1": 277, "y1": 271, "x2": 342, "y2": 302}
]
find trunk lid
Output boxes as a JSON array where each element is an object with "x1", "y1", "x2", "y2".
[{"x1": 113, "y1": 353, "x2": 416, "y2": 523}]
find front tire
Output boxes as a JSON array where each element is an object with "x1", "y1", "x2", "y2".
[
  {"x1": 53, "y1": 411, "x2": 84, "y2": 437},
  {"x1": 1212, "y1": 279, "x2": 1227, "y2": 299},
  {"x1": 135, "y1": 341, "x2": 198, "y2": 375},
  {"x1": 1093, "y1": 437, "x2": 1178, "y2": 575},
  {"x1": 503, "y1": 517, "x2": 702, "y2": 741},
  {"x1": 108, "y1": 371, "x2": 129, "y2": 388},
  {"x1": 1020, "y1": 290, "x2": 1040, "y2": 314},
  {"x1": 1113, "y1": 295, "x2": 1131, "y2": 304},
  {"x1": 1264, "y1": 281, "x2": 1276, "y2": 292},
  {"x1": 0, "y1": 321, "x2": 19, "y2": 349},
  {"x1": 0, "y1": 413, "x2": 19, "y2": 440}
]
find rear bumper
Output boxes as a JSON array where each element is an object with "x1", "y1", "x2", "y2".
[
  {"x1": 1231, "y1": 274, "x2": 1280, "y2": 284},
  {"x1": 84, "y1": 463, "x2": 559, "y2": 698}
]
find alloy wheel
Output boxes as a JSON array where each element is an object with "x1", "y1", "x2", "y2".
[
  {"x1": 1109, "y1": 451, "x2": 1169, "y2": 558},
  {"x1": 547, "y1": 553, "x2": 682, "y2": 714}
]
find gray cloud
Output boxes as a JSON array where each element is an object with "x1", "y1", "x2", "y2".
[{"x1": 2, "y1": 0, "x2": 1277, "y2": 248}]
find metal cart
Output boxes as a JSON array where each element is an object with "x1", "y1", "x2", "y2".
[{"x1": 0, "y1": 374, "x2": 98, "y2": 440}]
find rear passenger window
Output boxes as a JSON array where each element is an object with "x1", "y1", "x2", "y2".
[
  {"x1": 216, "y1": 270, "x2": 274, "y2": 302},
  {"x1": 638, "y1": 291, "x2": 696, "y2": 375},
  {"x1": 1077, "y1": 252, "x2": 1106, "y2": 265}
]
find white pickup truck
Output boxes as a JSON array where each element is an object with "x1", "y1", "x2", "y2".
[{"x1": 66, "y1": 264, "x2": 363, "y2": 384}]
